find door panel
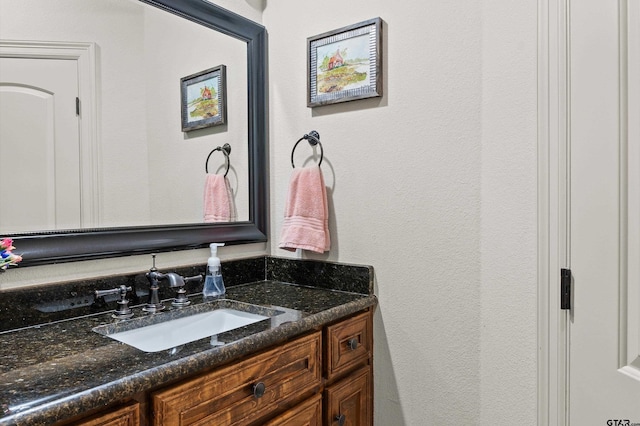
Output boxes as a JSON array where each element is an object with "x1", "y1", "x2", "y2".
[
  {"x1": 0, "y1": 57, "x2": 80, "y2": 233},
  {"x1": 622, "y1": 0, "x2": 640, "y2": 380},
  {"x1": 568, "y1": 0, "x2": 640, "y2": 423},
  {"x1": 0, "y1": 84, "x2": 56, "y2": 230}
]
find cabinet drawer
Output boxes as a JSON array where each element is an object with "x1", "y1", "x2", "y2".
[
  {"x1": 325, "y1": 311, "x2": 372, "y2": 381},
  {"x1": 262, "y1": 394, "x2": 322, "y2": 426},
  {"x1": 324, "y1": 366, "x2": 372, "y2": 426},
  {"x1": 152, "y1": 331, "x2": 321, "y2": 426}
]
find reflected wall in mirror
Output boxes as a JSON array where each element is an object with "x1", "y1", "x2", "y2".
[
  {"x1": 0, "y1": 0, "x2": 249, "y2": 233},
  {"x1": 0, "y1": 0, "x2": 268, "y2": 266}
]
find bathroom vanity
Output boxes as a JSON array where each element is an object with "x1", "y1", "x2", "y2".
[{"x1": 0, "y1": 257, "x2": 376, "y2": 425}]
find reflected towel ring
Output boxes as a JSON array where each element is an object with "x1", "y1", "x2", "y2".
[
  {"x1": 291, "y1": 130, "x2": 323, "y2": 168},
  {"x1": 205, "y1": 143, "x2": 231, "y2": 176}
]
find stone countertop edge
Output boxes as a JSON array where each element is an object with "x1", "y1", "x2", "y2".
[{"x1": 1, "y1": 294, "x2": 378, "y2": 426}]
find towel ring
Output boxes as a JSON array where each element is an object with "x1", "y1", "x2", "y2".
[
  {"x1": 291, "y1": 130, "x2": 323, "y2": 168},
  {"x1": 205, "y1": 143, "x2": 231, "y2": 176}
]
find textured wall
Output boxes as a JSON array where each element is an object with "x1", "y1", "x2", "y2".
[
  {"x1": 0, "y1": 1, "x2": 538, "y2": 423},
  {"x1": 264, "y1": 0, "x2": 537, "y2": 424},
  {"x1": 479, "y1": 1, "x2": 537, "y2": 423}
]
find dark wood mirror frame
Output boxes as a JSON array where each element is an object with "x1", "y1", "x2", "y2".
[{"x1": 10, "y1": 0, "x2": 268, "y2": 267}]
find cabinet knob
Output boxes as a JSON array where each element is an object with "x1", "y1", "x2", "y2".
[
  {"x1": 252, "y1": 382, "x2": 266, "y2": 398},
  {"x1": 347, "y1": 338, "x2": 358, "y2": 350},
  {"x1": 335, "y1": 414, "x2": 346, "y2": 426}
]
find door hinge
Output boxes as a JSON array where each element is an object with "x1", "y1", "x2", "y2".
[
  {"x1": 76, "y1": 97, "x2": 80, "y2": 116},
  {"x1": 561, "y1": 268, "x2": 571, "y2": 310}
]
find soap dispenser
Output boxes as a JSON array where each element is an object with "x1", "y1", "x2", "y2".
[{"x1": 203, "y1": 243, "x2": 225, "y2": 299}]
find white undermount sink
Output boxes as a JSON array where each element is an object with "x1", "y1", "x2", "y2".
[{"x1": 93, "y1": 305, "x2": 270, "y2": 353}]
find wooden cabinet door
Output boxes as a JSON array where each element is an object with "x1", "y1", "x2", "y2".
[
  {"x1": 262, "y1": 394, "x2": 322, "y2": 426},
  {"x1": 324, "y1": 366, "x2": 372, "y2": 426}
]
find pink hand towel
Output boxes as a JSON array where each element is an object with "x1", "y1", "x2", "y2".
[
  {"x1": 204, "y1": 174, "x2": 236, "y2": 222},
  {"x1": 279, "y1": 166, "x2": 330, "y2": 253}
]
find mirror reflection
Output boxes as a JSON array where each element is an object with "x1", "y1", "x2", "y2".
[{"x1": 0, "y1": 0, "x2": 249, "y2": 235}]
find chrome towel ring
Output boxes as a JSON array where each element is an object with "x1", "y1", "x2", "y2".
[
  {"x1": 291, "y1": 130, "x2": 323, "y2": 168},
  {"x1": 205, "y1": 143, "x2": 231, "y2": 176}
]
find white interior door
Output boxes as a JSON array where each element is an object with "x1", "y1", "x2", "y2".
[
  {"x1": 568, "y1": 0, "x2": 640, "y2": 423},
  {"x1": 0, "y1": 56, "x2": 81, "y2": 232}
]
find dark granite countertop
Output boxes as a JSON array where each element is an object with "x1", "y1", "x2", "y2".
[{"x1": 0, "y1": 257, "x2": 376, "y2": 426}]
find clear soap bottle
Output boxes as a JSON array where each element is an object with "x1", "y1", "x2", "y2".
[{"x1": 203, "y1": 243, "x2": 225, "y2": 299}]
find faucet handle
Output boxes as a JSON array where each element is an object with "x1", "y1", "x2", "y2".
[
  {"x1": 95, "y1": 285, "x2": 131, "y2": 299},
  {"x1": 95, "y1": 285, "x2": 134, "y2": 319},
  {"x1": 184, "y1": 275, "x2": 204, "y2": 284}
]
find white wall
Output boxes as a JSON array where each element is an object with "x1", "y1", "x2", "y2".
[
  {"x1": 1, "y1": 0, "x2": 538, "y2": 424},
  {"x1": 479, "y1": 3, "x2": 537, "y2": 423},
  {"x1": 264, "y1": 0, "x2": 537, "y2": 424},
  {"x1": 206, "y1": 0, "x2": 264, "y2": 23}
]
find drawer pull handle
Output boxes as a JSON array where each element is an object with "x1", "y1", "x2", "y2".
[
  {"x1": 347, "y1": 338, "x2": 359, "y2": 350},
  {"x1": 335, "y1": 414, "x2": 346, "y2": 426},
  {"x1": 252, "y1": 382, "x2": 266, "y2": 398}
]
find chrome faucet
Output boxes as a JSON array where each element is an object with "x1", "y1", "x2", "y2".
[
  {"x1": 143, "y1": 255, "x2": 203, "y2": 313},
  {"x1": 95, "y1": 285, "x2": 134, "y2": 319}
]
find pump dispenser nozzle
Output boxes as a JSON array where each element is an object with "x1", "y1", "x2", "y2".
[{"x1": 209, "y1": 243, "x2": 224, "y2": 258}]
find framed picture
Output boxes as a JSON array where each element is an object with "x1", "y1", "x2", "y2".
[
  {"x1": 180, "y1": 65, "x2": 226, "y2": 131},
  {"x1": 307, "y1": 17, "x2": 382, "y2": 107}
]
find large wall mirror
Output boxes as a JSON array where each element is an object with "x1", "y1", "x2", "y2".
[{"x1": 0, "y1": 0, "x2": 268, "y2": 266}]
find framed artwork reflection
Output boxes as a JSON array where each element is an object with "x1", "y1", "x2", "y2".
[{"x1": 181, "y1": 65, "x2": 227, "y2": 131}]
